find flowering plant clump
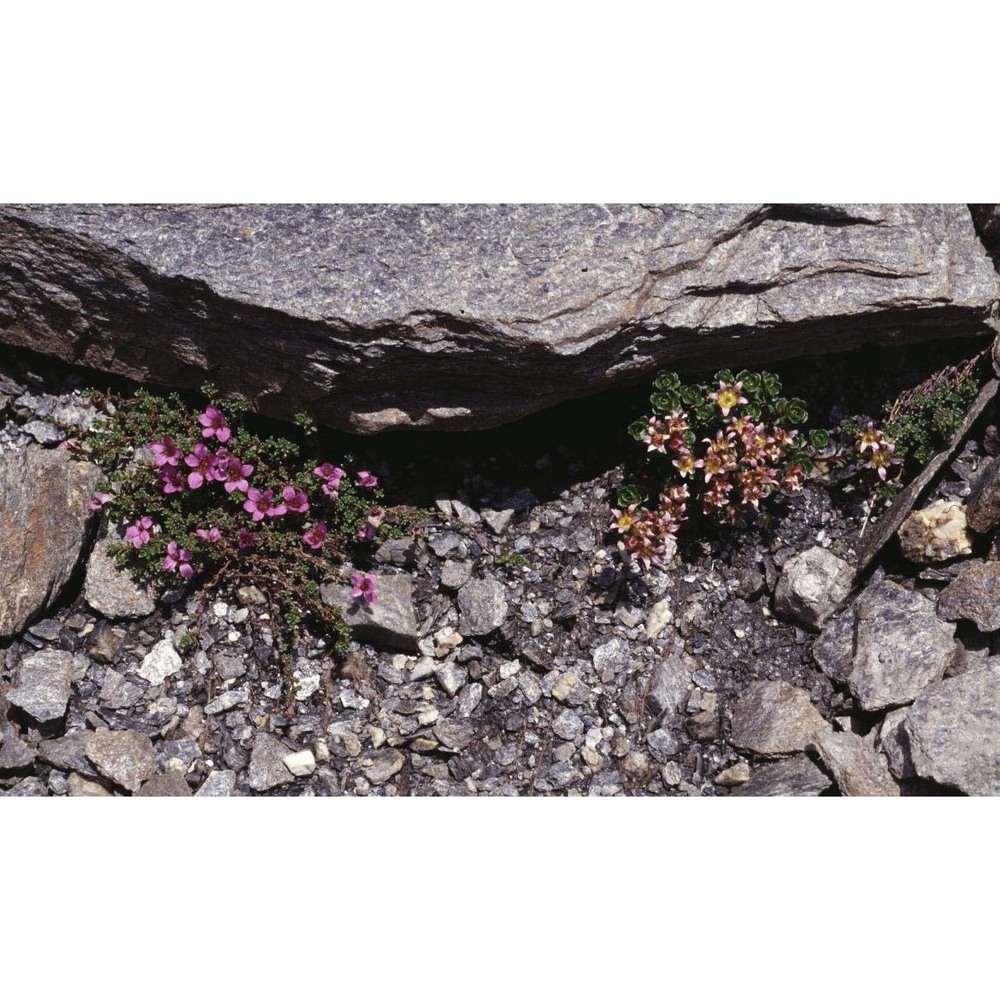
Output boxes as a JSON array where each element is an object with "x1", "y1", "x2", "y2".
[
  {"x1": 84, "y1": 385, "x2": 392, "y2": 669},
  {"x1": 614, "y1": 368, "x2": 827, "y2": 570}
]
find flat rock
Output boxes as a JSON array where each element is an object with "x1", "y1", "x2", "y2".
[
  {"x1": 848, "y1": 580, "x2": 956, "y2": 710},
  {"x1": 195, "y1": 770, "x2": 237, "y2": 797},
  {"x1": 773, "y1": 547, "x2": 853, "y2": 629},
  {"x1": 86, "y1": 729, "x2": 157, "y2": 792},
  {"x1": 729, "y1": 755, "x2": 832, "y2": 796},
  {"x1": 457, "y1": 576, "x2": 508, "y2": 636},
  {"x1": 248, "y1": 733, "x2": 297, "y2": 792},
  {"x1": 0, "y1": 446, "x2": 100, "y2": 638},
  {"x1": 808, "y1": 729, "x2": 899, "y2": 796},
  {"x1": 68, "y1": 773, "x2": 112, "y2": 796},
  {"x1": 321, "y1": 573, "x2": 419, "y2": 652},
  {"x1": 645, "y1": 640, "x2": 696, "y2": 719},
  {"x1": 0, "y1": 722, "x2": 37, "y2": 771},
  {"x1": 433, "y1": 718, "x2": 476, "y2": 751},
  {"x1": 37, "y1": 730, "x2": 100, "y2": 777},
  {"x1": 898, "y1": 500, "x2": 973, "y2": 563},
  {"x1": 84, "y1": 525, "x2": 157, "y2": 619},
  {"x1": 904, "y1": 664, "x2": 1000, "y2": 794},
  {"x1": 2, "y1": 204, "x2": 995, "y2": 433},
  {"x1": 811, "y1": 612, "x2": 855, "y2": 686},
  {"x1": 938, "y1": 561, "x2": 1000, "y2": 631},
  {"x1": 138, "y1": 639, "x2": 184, "y2": 685},
  {"x1": 362, "y1": 748, "x2": 405, "y2": 785},
  {"x1": 283, "y1": 749, "x2": 317, "y2": 777},
  {"x1": 730, "y1": 680, "x2": 829, "y2": 756},
  {"x1": 136, "y1": 770, "x2": 193, "y2": 796},
  {"x1": 7, "y1": 649, "x2": 75, "y2": 722},
  {"x1": 877, "y1": 707, "x2": 917, "y2": 780}
]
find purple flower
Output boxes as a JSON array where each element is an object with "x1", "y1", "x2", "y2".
[
  {"x1": 243, "y1": 487, "x2": 286, "y2": 521},
  {"x1": 124, "y1": 516, "x2": 154, "y2": 549},
  {"x1": 196, "y1": 526, "x2": 221, "y2": 544},
  {"x1": 237, "y1": 527, "x2": 256, "y2": 550},
  {"x1": 281, "y1": 485, "x2": 309, "y2": 513},
  {"x1": 357, "y1": 523, "x2": 376, "y2": 541},
  {"x1": 314, "y1": 462, "x2": 346, "y2": 498},
  {"x1": 163, "y1": 541, "x2": 194, "y2": 580},
  {"x1": 87, "y1": 491, "x2": 112, "y2": 512},
  {"x1": 215, "y1": 450, "x2": 254, "y2": 493},
  {"x1": 198, "y1": 405, "x2": 231, "y2": 443},
  {"x1": 350, "y1": 571, "x2": 378, "y2": 605},
  {"x1": 303, "y1": 522, "x2": 327, "y2": 550},
  {"x1": 160, "y1": 467, "x2": 186, "y2": 494},
  {"x1": 184, "y1": 443, "x2": 219, "y2": 489},
  {"x1": 357, "y1": 470, "x2": 378, "y2": 488},
  {"x1": 150, "y1": 435, "x2": 182, "y2": 467}
]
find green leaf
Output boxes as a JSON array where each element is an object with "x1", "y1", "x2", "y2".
[
  {"x1": 617, "y1": 484, "x2": 642, "y2": 506},
  {"x1": 714, "y1": 369, "x2": 734, "y2": 385},
  {"x1": 628, "y1": 418, "x2": 648, "y2": 442},
  {"x1": 652, "y1": 371, "x2": 681, "y2": 392},
  {"x1": 650, "y1": 390, "x2": 681, "y2": 415},
  {"x1": 809, "y1": 428, "x2": 831, "y2": 448},
  {"x1": 680, "y1": 386, "x2": 702, "y2": 407}
]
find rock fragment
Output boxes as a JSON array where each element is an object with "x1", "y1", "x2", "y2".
[
  {"x1": 808, "y1": 729, "x2": 899, "y2": 796},
  {"x1": 321, "y1": 573, "x2": 419, "y2": 652},
  {"x1": 457, "y1": 576, "x2": 509, "y2": 636},
  {"x1": 730, "y1": 681, "x2": 828, "y2": 756},
  {"x1": 898, "y1": 500, "x2": 973, "y2": 563},
  {"x1": 86, "y1": 729, "x2": 157, "y2": 792},
  {"x1": 773, "y1": 547, "x2": 853, "y2": 629},
  {"x1": 7, "y1": 649, "x2": 75, "y2": 722},
  {"x1": 938, "y1": 561, "x2": 1000, "y2": 632}
]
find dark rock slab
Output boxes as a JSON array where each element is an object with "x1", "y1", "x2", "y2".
[
  {"x1": 904, "y1": 664, "x2": 1000, "y2": 795},
  {"x1": 729, "y1": 755, "x2": 832, "y2": 796},
  {"x1": 136, "y1": 770, "x2": 192, "y2": 797},
  {"x1": 38, "y1": 730, "x2": 100, "y2": 778},
  {"x1": 1, "y1": 204, "x2": 996, "y2": 433},
  {"x1": 0, "y1": 447, "x2": 101, "y2": 639},
  {"x1": 938, "y1": 560, "x2": 1000, "y2": 632},
  {"x1": 729, "y1": 680, "x2": 829, "y2": 756}
]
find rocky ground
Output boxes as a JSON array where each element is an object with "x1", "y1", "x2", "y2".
[{"x1": 3, "y1": 342, "x2": 1000, "y2": 796}]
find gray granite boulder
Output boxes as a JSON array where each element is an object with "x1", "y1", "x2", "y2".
[
  {"x1": 773, "y1": 547, "x2": 853, "y2": 629},
  {"x1": 729, "y1": 680, "x2": 829, "y2": 755},
  {"x1": 0, "y1": 446, "x2": 101, "y2": 638},
  {"x1": 1, "y1": 204, "x2": 995, "y2": 433}
]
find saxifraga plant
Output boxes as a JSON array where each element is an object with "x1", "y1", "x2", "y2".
[{"x1": 83, "y1": 384, "x2": 389, "y2": 699}]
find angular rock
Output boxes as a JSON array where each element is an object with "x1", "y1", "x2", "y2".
[
  {"x1": 84, "y1": 525, "x2": 157, "y2": 619},
  {"x1": 2, "y1": 205, "x2": 995, "y2": 434},
  {"x1": 362, "y1": 749, "x2": 405, "y2": 785},
  {"x1": 0, "y1": 446, "x2": 101, "y2": 638},
  {"x1": 7, "y1": 649, "x2": 75, "y2": 722},
  {"x1": 715, "y1": 762, "x2": 750, "y2": 786},
  {"x1": 440, "y1": 560, "x2": 473, "y2": 591},
  {"x1": 68, "y1": 773, "x2": 112, "y2": 797},
  {"x1": 195, "y1": 770, "x2": 237, "y2": 797},
  {"x1": 645, "y1": 640, "x2": 696, "y2": 720},
  {"x1": 98, "y1": 668, "x2": 143, "y2": 710},
  {"x1": 457, "y1": 576, "x2": 508, "y2": 636},
  {"x1": 136, "y1": 770, "x2": 193, "y2": 796},
  {"x1": 248, "y1": 733, "x2": 297, "y2": 792},
  {"x1": 138, "y1": 639, "x2": 184, "y2": 685},
  {"x1": 877, "y1": 707, "x2": 917, "y2": 780},
  {"x1": 849, "y1": 580, "x2": 956, "y2": 710},
  {"x1": 0, "y1": 722, "x2": 37, "y2": 771},
  {"x1": 774, "y1": 547, "x2": 853, "y2": 629},
  {"x1": 282, "y1": 750, "x2": 317, "y2": 778},
  {"x1": 965, "y1": 456, "x2": 1000, "y2": 534},
  {"x1": 86, "y1": 729, "x2": 157, "y2": 792},
  {"x1": 434, "y1": 661, "x2": 468, "y2": 697},
  {"x1": 730, "y1": 680, "x2": 829, "y2": 756},
  {"x1": 432, "y1": 719, "x2": 476, "y2": 751},
  {"x1": 808, "y1": 729, "x2": 899, "y2": 796},
  {"x1": 898, "y1": 499, "x2": 973, "y2": 563},
  {"x1": 904, "y1": 664, "x2": 1000, "y2": 794},
  {"x1": 811, "y1": 612, "x2": 855, "y2": 686},
  {"x1": 938, "y1": 561, "x2": 1000, "y2": 631},
  {"x1": 4, "y1": 777, "x2": 47, "y2": 796},
  {"x1": 552, "y1": 709, "x2": 585, "y2": 742},
  {"x1": 729, "y1": 756, "x2": 833, "y2": 796},
  {"x1": 321, "y1": 573, "x2": 419, "y2": 653},
  {"x1": 37, "y1": 730, "x2": 100, "y2": 778},
  {"x1": 644, "y1": 597, "x2": 674, "y2": 640}
]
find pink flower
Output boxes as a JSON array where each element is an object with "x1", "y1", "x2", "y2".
[
  {"x1": 357, "y1": 523, "x2": 376, "y2": 541},
  {"x1": 237, "y1": 527, "x2": 256, "y2": 549},
  {"x1": 149, "y1": 436, "x2": 182, "y2": 467},
  {"x1": 124, "y1": 516, "x2": 153, "y2": 549},
  {"x1": 303, "y1": 522, "x2": 327, "y2": 549},
  {"x1": 196, "y1": 526, "x2": 222, "y2": 544},
  {"x1": 350, "y1": 571, "x2": 378, "y2": 605},
  {"x1": 160, "y1": 467, "x2": 186, "y2": 494},
  {"x1": 708, "y1": 381, "x2": 748, "y2": 417},
  {"x1": 198, "y1": 405, "x2": 231, "y2": 443},
  {"x1": 281, "y1": 485, "x2": 309, "y2": 513},
  {"x1": 243, "y1": 487, "x2": 286, "y2": 521},
  {"x1": 87, "y1": 491, "x2": 112, "y2": 512},
  {"x1": 357, "y1": 470, "x2": 378, "y2": 488},
  {"x1": 314, "y1": 462, "x2": 346, "y2": 498},
  {"x1": 163, "y1": 540, "x2": 194, "y2": 580},
  {"x1": 184, "y1": 443, "x2": 219, "y2": 489},
  {"x1": 215, "y1": 450, "x2": 254, "y2": 493}
]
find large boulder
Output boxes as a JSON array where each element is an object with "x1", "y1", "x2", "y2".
[
  {"x1": 0, "y1": 446, "x2": 101, "y2": 638},
  {"x1": 0, "y1": 204, "x2": 996, "y2": 433}
]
